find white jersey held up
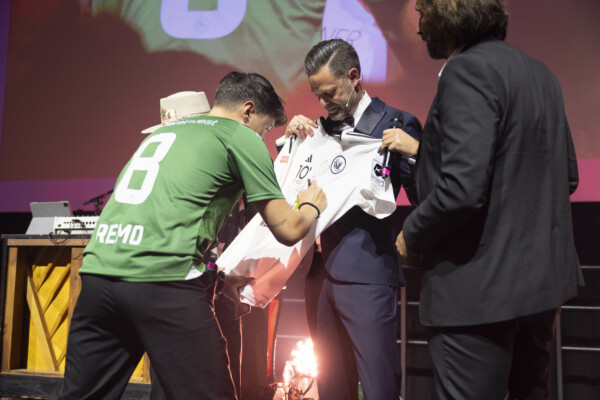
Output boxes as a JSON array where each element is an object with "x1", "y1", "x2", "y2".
[{"x1": 217, "y1": 120, "x2": 397, "y2": 306}]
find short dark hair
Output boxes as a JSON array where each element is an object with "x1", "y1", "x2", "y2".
[
  {"x1": 214, "y1": 72, "x2": 287, "y2": 126},
  {"x1": 304, "y1": 39, "x2": 361, "y2": 78},
  {"x1": 421, "y1": 0, "x2": 509, "y2": 48}
]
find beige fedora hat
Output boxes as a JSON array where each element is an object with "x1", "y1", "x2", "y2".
[{"x1": 141, "y1": 91, "x2": 211, "y2": 134}]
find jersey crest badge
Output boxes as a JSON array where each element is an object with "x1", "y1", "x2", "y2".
[{"x1": 331, "y1": 155, "x2": 346, "y2": 174}]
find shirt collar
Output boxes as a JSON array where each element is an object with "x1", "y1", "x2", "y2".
[
  {"x1": 352, "y1": 91, "x2": 371, "y2": 124},
  {"x1": 438, "y1": 46, "x2": 465, "y2": 78}
]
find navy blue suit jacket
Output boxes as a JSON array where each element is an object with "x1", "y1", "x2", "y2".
[{"x1": 320, "y1": 97, "x2": 422, "y2": 286}]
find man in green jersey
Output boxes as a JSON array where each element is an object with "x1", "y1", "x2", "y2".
[{"x1": 60, "y1": 72, "x2": 327, "y2": 400}]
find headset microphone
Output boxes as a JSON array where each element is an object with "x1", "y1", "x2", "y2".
[
  {"x1": 343, "y1": 74, "x2": 363, "y2": 114},
  {"x1": 382, "y1": 113, "x2": 404, "y2": 178},
  {"x1": 344, "y1": 88, "x2": 354, "y2": 113}
]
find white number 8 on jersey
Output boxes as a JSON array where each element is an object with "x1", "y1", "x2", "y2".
[{"x1": 114, "y1": 132, "x2": 176, "y2": 205}]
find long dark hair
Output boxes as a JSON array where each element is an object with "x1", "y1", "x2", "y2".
[{"x1": 421, "y1": 0, "x2": 509, "y2": 48}]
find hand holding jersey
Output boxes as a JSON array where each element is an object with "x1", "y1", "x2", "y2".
[
  {"x1": 284, "y1": 114, "x2": 318, "y2": 139},
  {"x1": 221, "y1": 274, "x2": 255, "y2": 304}
]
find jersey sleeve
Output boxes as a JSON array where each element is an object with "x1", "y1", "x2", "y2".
[{"x1": 228, "y1": 127, "x2": 285, "y2": 203}]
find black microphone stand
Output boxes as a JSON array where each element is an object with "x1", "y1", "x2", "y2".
[{"x1": 82, "y1": 189, "x2": 114, "y2": 215}]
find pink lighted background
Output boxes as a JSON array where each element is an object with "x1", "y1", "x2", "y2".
[{"x1": 0, "y1": 0, "x2": 598, "y2": 212}]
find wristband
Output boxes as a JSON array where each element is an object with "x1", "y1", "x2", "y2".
[{"x1": 299, "y1": 202, "x2": 321, "y2": 219}]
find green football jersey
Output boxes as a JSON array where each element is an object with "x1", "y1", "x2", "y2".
[{"x1": 80, "y1": 116, "x2": 284, "y2": 282}]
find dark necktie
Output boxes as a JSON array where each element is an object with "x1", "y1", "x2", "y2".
[{"x1": 321, "y1": 115, "x2": 355, "y2": 136}]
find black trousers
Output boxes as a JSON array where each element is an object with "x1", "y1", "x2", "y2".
[
  {"x1": 305, "y1": 254, "x2": 401, "y2": 400},
  {"x1": 59, "y1": 273, "x2": 236, "y2": 400},
  {"x1": 428, "y1": 308, "x2": 559, "y2": 400}
]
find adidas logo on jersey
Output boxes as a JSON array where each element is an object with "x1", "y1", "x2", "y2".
[{"x1": 305, "y1": 155, "x2": 313, "y2": 163}]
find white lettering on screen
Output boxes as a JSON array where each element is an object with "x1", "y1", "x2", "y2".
[{"x1": 160, "y1": 0, "x2": 247, "y2": 39}]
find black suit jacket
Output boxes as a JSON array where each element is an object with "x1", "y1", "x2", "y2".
[
  {"x1": 320, "y1": 97, "x2": 422, "y2": 286},
  {"x1": 403, "y1": 39, "x2": 581, "y2": 326}
]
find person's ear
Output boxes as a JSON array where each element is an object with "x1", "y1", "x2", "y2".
[
  {"x1": 348, "y1": 68, "x2": 362, "y2": 87},
  {"x1": 242, "y1": 101, "x2": 255, "y2": 123}
]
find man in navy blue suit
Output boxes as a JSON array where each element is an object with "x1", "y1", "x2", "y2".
[{"x1": 285, "y1": 39, "x2": 422, "y2": 400}]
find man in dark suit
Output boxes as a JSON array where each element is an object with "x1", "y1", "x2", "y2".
[
  {"x1": 389, "y1": 1, "x2": 582, "y2": 399},
  {"x1": 286, "y1": 39, "x2": 422, "y2": 400}
]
